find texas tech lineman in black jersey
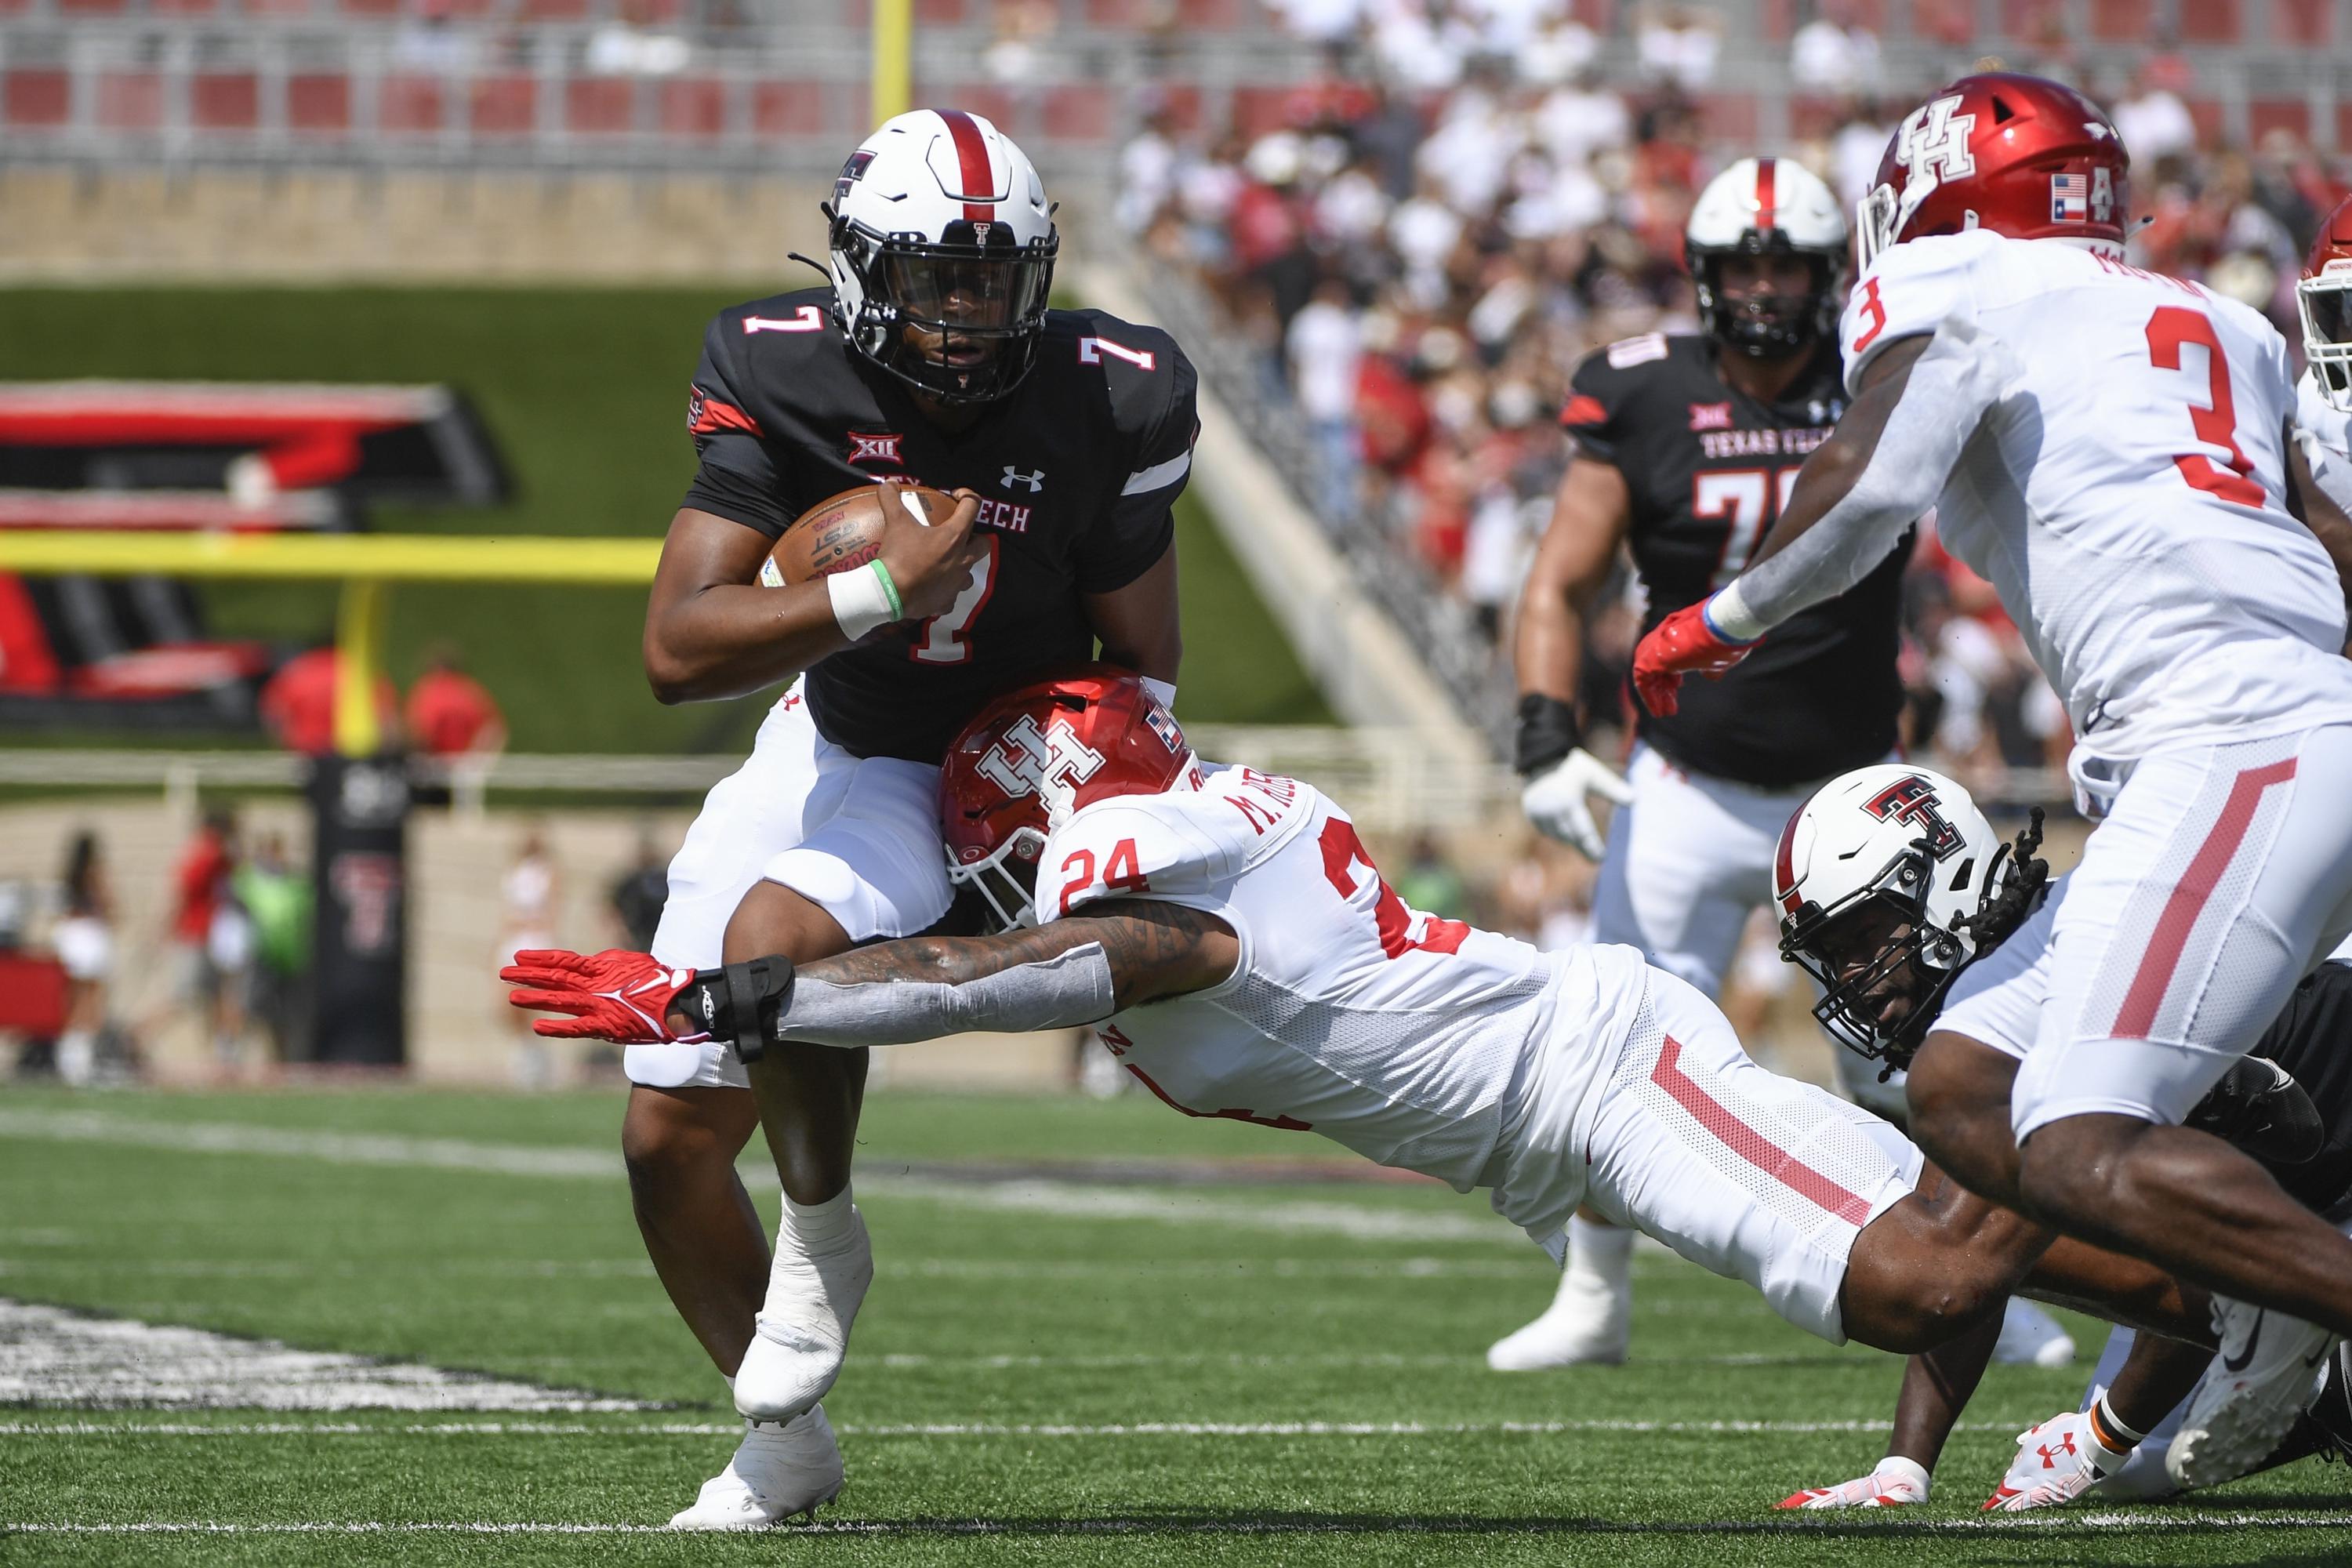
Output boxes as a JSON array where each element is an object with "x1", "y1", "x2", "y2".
[
  {"x1": 1493, "y1": 157, "x2": 1930, "y2": 1376},
  {"x1": 626, "y1": 111, "x2": 1192, "y2": 1530},
  {"x1": 684, "y1": 288, "x2": 1195, "y2": 762}
]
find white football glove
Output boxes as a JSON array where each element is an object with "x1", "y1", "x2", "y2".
[
  {"x1": 1775, "y1": 1456, "x2": 1931, "y2": 1510},
  {"x1": 1519, "y1": 747, "x2": 1633, "y2": 861},
  {"x1": 1983, "y1": 1410, "x2": 2130, "y2": 1512}
]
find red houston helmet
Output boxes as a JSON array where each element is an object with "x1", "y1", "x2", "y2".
[
  {"x1": 1855, "y1": 72, "x2": 2129, "y2": 268},
  {"x1": 2298, "y1": 194, "x2": 2352, "y2": 411},
  {"x1": 940, "y1": 666, "x2": 1196, "y2": 930}
]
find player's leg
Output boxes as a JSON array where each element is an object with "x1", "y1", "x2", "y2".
[
  {"x1": 1490, "y1": 750, "x2": 1761, "y2": 1370},
  {"x1": 720, "y1": 749, "x2": 952, "y2": 1428},
  {"x1": 2011, "y1": 728, "x2": 2352, "y2": 1328}
]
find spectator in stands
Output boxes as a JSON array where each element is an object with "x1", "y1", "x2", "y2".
[
  {"x1": 405, "y1": 644, "x2": 506, "y2": 761},
  {"x1": 52, "y1": 831, "x2": 118, "y2": 1087},
  {"x1": 1287, "y1": 274, "x2": 1366, "y2": 523},
  {"x1": 260, "y1": 644, "x2": 401, "y2": 757},
  {"x1": 2113, "y1": 59, "x2": 2198, "y2": 166},
  {"x1": 501, "y1": 825, "x2": 559, "y2": 1090},
  {"x1": 1790, "y1": 0, "x2": 1882, "y2": 91},
  {"x1": 1635, "y1": 3, "x2": 1722, "y2": 91},
  {"x1": 157, "y1": 809, "x2": 252, "y2": 1077}
]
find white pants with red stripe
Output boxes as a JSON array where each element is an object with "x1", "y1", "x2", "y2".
[
  {"x1": 2008, "y1": 724, "x2": 2352, "y2": 1142},
  {"x1": 1571, "y1": 965, "x2": 1923, "y2": 1344}
]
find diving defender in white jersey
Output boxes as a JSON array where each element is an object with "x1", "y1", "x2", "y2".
[
  {"x1": 1632, "y1": 74, "x2": 2352, "y2": 1345},
  {"x1": 508, "y1": 670, "x2": 2216, "y2": 1479}
]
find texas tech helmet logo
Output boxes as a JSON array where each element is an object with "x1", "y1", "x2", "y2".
[
  {"x1": 975, "y1": 714, "x2": 1105, "y2": 814},
  {"x1": 1863, "y1": 774, "x2": 1965, "y2": 860}
]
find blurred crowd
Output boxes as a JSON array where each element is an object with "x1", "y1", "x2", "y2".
[{"x1": 1122, "y1": 2, "x2": 2352, "y2": 798}]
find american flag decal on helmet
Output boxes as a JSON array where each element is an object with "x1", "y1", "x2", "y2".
[{"x1": 2050, "y1": 173, "x2": 2088, "y2": 223}]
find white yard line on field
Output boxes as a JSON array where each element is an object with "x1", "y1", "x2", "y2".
[
  {"x1": 4, "y1": 1514, "x2": 2348, "y2": 1536},
  {"x1": 0, "y1": 1417, "x2": 2039, "y2": 1438},
  {"x1": 0, "y1": 1109, "x2": 1527, "y2": 1247}
]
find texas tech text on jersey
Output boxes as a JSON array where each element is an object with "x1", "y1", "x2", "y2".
[
  {"x1": 1565, "y1": 332, "x2": 1911, "y2": 788},
  {"x1": 683, "y1": 285, "x2": 1199, "y2": 763}
]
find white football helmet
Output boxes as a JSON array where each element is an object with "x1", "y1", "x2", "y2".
[
  {"x1": 1773, "y1": 763, "x2": 2025, "y2": 1064},
  {"x1": 1685, "y1": 156, "x2": 1846, "y2": 358},
  {"x1": 826, "y1": 110, "x2": 1058, "y2": 405}
]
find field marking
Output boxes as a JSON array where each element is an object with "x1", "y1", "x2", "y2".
[
  {"x1": 0, "y1": 1109, "x2": 1526, "y2": 1247},
  {"x1": 5, "y1": 1514, "x2": 2350, "y2": 1536},
  {"x1": 0, "y1": 1417, "x2": 2044, "y2": 1438},
  {"x1": 0, "y1": 1299, "x2": 659, "y2": 1413}
]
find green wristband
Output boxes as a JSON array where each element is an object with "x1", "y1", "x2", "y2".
[{"x1": 869, "y1": 559, "x2": 903, "y2": 621}]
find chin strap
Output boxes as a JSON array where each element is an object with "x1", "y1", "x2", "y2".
[{"x1": 675, "y1": 957, "x2": 797, "y2": 1065}]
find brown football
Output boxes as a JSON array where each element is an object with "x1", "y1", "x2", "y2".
[{"x1": 760, "y1": 483, "x2": 961, "y2": 587}]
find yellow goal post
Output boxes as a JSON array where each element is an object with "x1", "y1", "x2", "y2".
[{"x1": 0, "y1": 530, "x2": 660, "y2": 759}]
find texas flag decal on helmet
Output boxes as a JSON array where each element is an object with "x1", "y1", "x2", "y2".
[{"x1": 2050, "y1": 173, "x2": 2088, "y2": 223}]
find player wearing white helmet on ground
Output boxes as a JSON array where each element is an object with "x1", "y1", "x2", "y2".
[
  {"x1": 1497, "y1": 155, "x2": 2078, "y2": 1370},
  {"x1": 510, "y1": 674, "x2": 2220, "y2": 1496},
  {"x1": 627, "y1": 111, "x2": 1195, "y2": 1526},
  {"x1": 1768, "y1": 764, "x2": 2352, "y2": 1512},
  {"x1": 1635, "y1": 70, "x2": 2352, "y2": 1415}
]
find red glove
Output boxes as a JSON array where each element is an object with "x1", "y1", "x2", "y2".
[
  {"x1": 1632, "y1": 600, "x2": 1757, "y2": 717},
  {"x1": 501, "y1": 948, "x2": 702, "y2": 1042}
]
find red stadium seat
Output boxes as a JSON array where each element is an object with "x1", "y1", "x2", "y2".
[
  {"x1": 519, "y1": 0, "x2": 589, "y2": 17},
  {"x1": 1759, "y1": 0, "x2": 1793, "y2": 41},
  {"x1": 1043, "y1": 85, "x2": 1108, "y2": 141},
  {"x1": 565, "y1": 77, "x2": 635, "y2": 135},
  {"x1": 2275, "y1": 0, "x2": 2330, "y2": 43},
  {"x1": 2178, "y1": 0, "x2": 2239, "y2": 42},
  {"x1": 471, "y1": 74, "x2": 536, "y2": 136},
  {"x1": 287, "y1": 72, "x2": 351, "y2": 132},
  {"x1": 916, "y1": 0, "x2": 965, "y2": 20},
  {"x1": 191, "y1": 72, "x2": 260, "y2": 129},
  {"x1": 0, "y1": 0, "x2": 32, "y2": 13},
  {"x1": 2186, "y1": 97, "x2": 2224, "y2": 147},
  {"x1": 1084, "y1": 0, "x2": 1139, "y2": 22},
  {"x1": 1788, "y1": 94, "x2": 1838, "y2": 139},
  {"x1": 1152, "y1": 82, "x2": 1204, "y2": 135},
  {"x1": 378, "y1": 74, "x2": 445, "y2": 133},
  {"x1": 339, "y1": 0, "x2": 402, "y2": 12},
  {"x1": 2089, "y1": 0, "x2": 2150, "y2": 38},
  {"x1": 241, "y1": 0, "x2": 315, "y2": 13},
  {"x1": 2337, "y1": 103, "x2": 2352, "y2": 151},
  {"x1": 659, "y1": 78, "x2": 728, "y2": 138},
  {"x1": 1996, "y1": 0, "x2": 2050, "y2": 38},
  {"x1": 151, "y1": 0, "x2": 220, "y2": 13},
  {"x1": 1570, "y1": 0, "x2": 1612, "y2": 26},
  {"x1": 752, "y1": 82, "x2": 827, "y2": 138},
  {"x1": 2249, "y1": 98, "x2": 2310, "y2": 143},
  {"x1": 96, "y1": 71, "x2": 163, "y2": 130},
  {"x1": 3, "y1": 68, "x2": 71, "y2": 127},
  {"x1": 1176, "y1": 0, "x2": 1240, "y2": 24},
  {"x1": 56, "y1": 0, "x2": 129, "y2": 13},
  {"x1": 1229, "y1": 85, "x2": 1291, "y2": 139},
  {"x1": 1704, "y1": 93, "x2": 1759, "y2": 143},
  {"x1": 926, "y1": 83, "x2": 1015, "y2": 130},
  {"x1": 1908, "y1": 0, "x2": 1975, "y2": 43}
]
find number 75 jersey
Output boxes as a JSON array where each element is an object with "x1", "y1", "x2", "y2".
[
  {"x1": 1842, "y1": 230, "x2": 2352, "y2": 768},
  {"x1": 1036, "y1": 764, "x2": 1648, "y2": 1211}
]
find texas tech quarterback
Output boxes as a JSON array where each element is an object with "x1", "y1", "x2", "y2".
[
  {"x1": 630, "y1": 109, "x2": 1196, "y2": 1526},
  {"x1": 1494, "y1": 157, "x2": 1959, "y2": 1370}
]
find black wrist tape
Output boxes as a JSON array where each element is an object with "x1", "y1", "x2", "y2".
[
  {"x1": 1515, "y1": 692, "x2": 1582, "y2": 776},
  {"x1": 684, "y1": 956, "x2": 797, "y2": 1065}
]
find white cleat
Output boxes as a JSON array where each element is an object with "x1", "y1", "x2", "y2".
[
  {"x1": 2165, "y1": 1298, "x2": 2338, "y2": 1489},
  {"x1": 734, "y1": 1203, "x2": 873, "y2": 1423},
  {"x1": 1485, "y1": 1271, "x2": 1630, "y2": 1370},
  {"x1": 1993, "y1": 1298, "x2": 2077, "y2": 1369},
  {"x1": 666, "y1": 1405, "x2": 844, "y2": 1530}
]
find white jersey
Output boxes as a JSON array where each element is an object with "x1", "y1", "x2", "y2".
[
  {"x1": 2296, "y1": 366, "x2": 2352, "y2": 514},
  {"x1": 1038, "y1": 764, "x2": 1650, "y2": 1238},
  {"x1": 1841, "y1": 231, "x2": 2352, "y2": 792}
]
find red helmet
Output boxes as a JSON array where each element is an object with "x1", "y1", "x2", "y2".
[
  {"x1": 2298, "y1": 194, "x2": 2352, "y2": 412},
  {"x1": 939, "y1": 666, "x2": 1196, "y2": 929},
  {"x1": 1856, "y1": 72, "x2": 2129, "y2": 268}
]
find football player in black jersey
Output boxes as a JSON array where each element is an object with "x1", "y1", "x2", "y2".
[
  {"x1": 1491, "y1": 157, "x2": 2008, "y2": 1370},
  {"x1": 627, "y1": 110, "x2": 1196, "y2": 1526}
]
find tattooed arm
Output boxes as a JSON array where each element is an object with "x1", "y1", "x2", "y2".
[{"x1": 664, "y1": 898, "x2": 1240, "y2": 1050}]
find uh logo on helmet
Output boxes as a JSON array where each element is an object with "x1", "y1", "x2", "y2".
[{"x1": 973, "y1": 713, "x2": 1107, "y2": 818}]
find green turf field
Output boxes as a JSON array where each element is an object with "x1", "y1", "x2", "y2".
[
  {"x1": 2, "y1": 1085, "x2": 2344, "y2": 1565},
  {"x1": 0, "y1": 287, "x2": 1330, "y2": 753}
]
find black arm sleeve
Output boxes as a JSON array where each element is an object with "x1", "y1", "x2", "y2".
[{"x1": 1077, "y1": 337, "x2": 1197, "y2": 594}]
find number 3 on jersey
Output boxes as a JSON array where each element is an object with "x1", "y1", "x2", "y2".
[
  {"x1": 2145, "y1": 305, "x2": 2265, "y2": 508},
  {"x1": 910, "y1": 535, "x2": 1000, "y2": 664}
]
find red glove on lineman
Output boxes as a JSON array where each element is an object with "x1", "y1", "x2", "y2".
[
  {"x1": 501, "y1": 949, "x2": 702, "y2": 1042},
  {"x1": 1631, "y1": 600, "x2": 1757, "y2": 717}
]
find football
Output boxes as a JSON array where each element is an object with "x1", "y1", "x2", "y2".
[{"x1": 760, "y1": 482, "x2": 961, "y2": 587}]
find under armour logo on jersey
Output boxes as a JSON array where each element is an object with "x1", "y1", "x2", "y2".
[
  {"x1": 1893, "y1": 93, "x2": 1976, "y2": 197},
  {"x1": 1864, "y1": 775, "x2": 1965, "y2": 860},
  {"x1": 975, "y1": 714, "x2": 1106, "y2": 813},
  {"x1": 847, "y1": 431, "x2": 905, "y2": 466},
  {"x1": 1000, "y1": 466, "x2": 1045, "y2": 492}
]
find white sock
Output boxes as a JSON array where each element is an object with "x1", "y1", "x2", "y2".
[
  {"x1": 782, "y1": 1186, "x2": 857, "y2": 1251},
  {"x1": 1562, "y1": 1214, "x2": 1633, "y2": 1299}
]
